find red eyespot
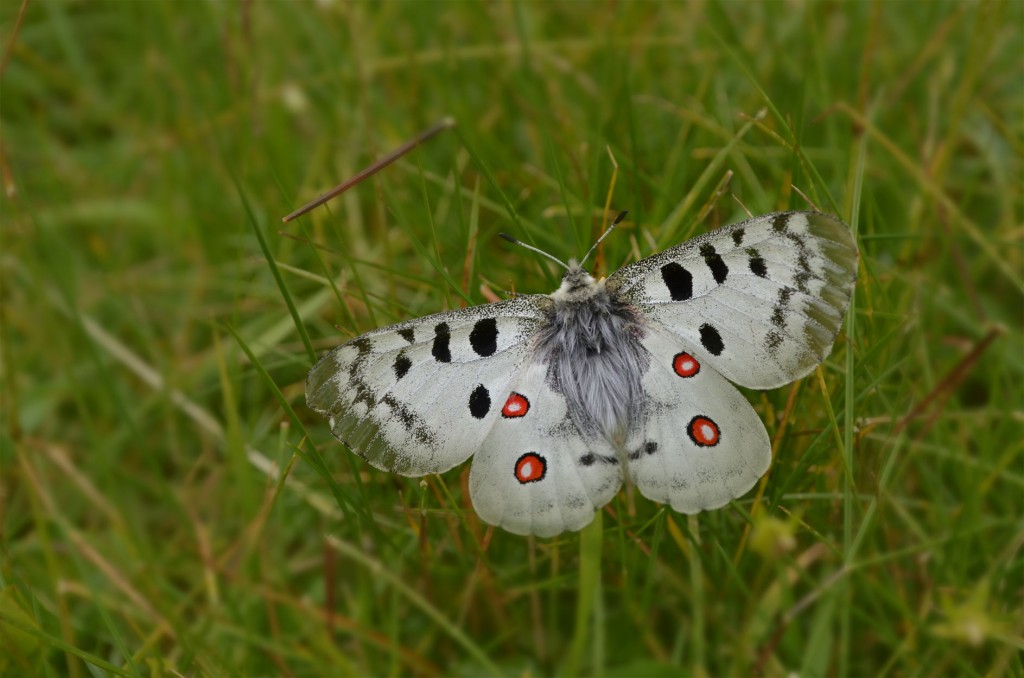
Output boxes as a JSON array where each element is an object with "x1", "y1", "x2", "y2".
[
  {"x1": 514, "y1": 452, "x2": 546, "y2": 484},
  {"x1": 502, "y1": 392, "x2": 530, "y2": 418},
  {"x1": 687, "y1": 416, "x2": 720, "y2": 447},
  {"x1": 673, "y1": 352, "x2": 700, "y2": 378}
]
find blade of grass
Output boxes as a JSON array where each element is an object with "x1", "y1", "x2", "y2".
[
  {"x1": 384, "y1": 183, "x2": 476, "y2": 308},
  {"x1": 289, "y1": 222, "x2": 359, "y2": 335},
  {"x1": 565, "y1": 511, "x2": 603, "y2": 677},
  {"x1": 836, "y1": 101, "x2": 1022, "y2": 293},
  {"x1": 705, "y1": 24, "x2": 844, "y2": 217},
  {"x1": 453, "y1": 125, "x2": 522, "y2": 232},
  {"x1": 688, "y1": 514, "x2": 705, "y2": 673},
  {"x1": 236, "y1": 179, "x2": 317, "y2": 364},
  {"x1": 839, "y1": 107, "x2": 866, "y2": 677},
  {"x1": 658, "y1": 109, "x2": 766, "y2": 247},
  {"x1": 17, "y1": 449, "x2": 145, "y2": 676},
  {"x1": 325, "y1": 535, "x2": 501, "y2": 676},
  {"x1": 0, "y1": 611, "x2": 138, "y2": 678},
  {"x1": 45, "y1": 289, "x2": 345, "y2": 523},
  {"x1": 224, "y1": 323, "x2": 365, "y2": 526}
]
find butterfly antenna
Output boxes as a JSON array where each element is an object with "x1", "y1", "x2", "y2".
[
  {"x1": 580, "y1": 210, "x2": 629, "y2": 267},
  {"x1": 498, "y1": 233, "x2": 570, "y2": 271}
]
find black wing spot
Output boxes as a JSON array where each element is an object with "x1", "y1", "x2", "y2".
[
  {"x1": 794, "y1": 271, "x2": 812, "y2": 294},
  {"x1": 350, "y1": 337, "x2": 372, "y2": 354},
  {"x1": 660, "y1": 262, "x2": 693, "y2": 301},
  {"x1": 469, "y1": 318, "x2": 498, "y2": 357},
  {"x1": 393, "y1": 353, "x2": 412, "y2": 380},
  {"x1": 352, "y1": 378, "x2": 376, "y2": 408},
  {"x1": 750, "y1": 256, "x2": 768, "y2": 278},
  {"x1": 784, "y1": 232, "x2": 815, "y2": 293},
  {"x1": 699, "y1": 324, "x2": 725, "y2": 356},
  {"x1": 771, "y1": 287, "x2": 793, "y2": 328},
  {"x1": 468, "y1": 384, "x2": 491, "y2": 419},
  {"x1": 789, "y1": 233, "x2": 810, "y2": 262},
  {"x1": 432, "y1": 322, "x2": 452, "y2": 363},
  {"x1": 700, "y1": 243, "x2": 729, "y2": 284},
  {"x1": 627, "y1": 441, "x2": 658, "y2": 461},
  {"x1": 381, "y1": 394, "x2": 437, "y2": 447},
  {"x1": 732, "y1": 228, "x2": 745, "y2": 246},
  {"x1": 797, "y1": 250, "x2": 811, "y2": 274},
  {"x1": 771, "y1": 306, "x2": 786, "y2": 327},
  {"x1": 765, "y1": 330, "x2": 783, "y2": 352},
  {"x1": 772, "y1": 213, "x2": 790, "y2": 233},
  {"x1": 398, "y1": 328, "x2": 416, "y2": 343},
  {"x1": 581, "y1": 452, "x2": 619, "y2": 465}
]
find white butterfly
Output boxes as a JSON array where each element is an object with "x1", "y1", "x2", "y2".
[{"x1": 307, "y1": 211, "x2": 858, "y2": 536}]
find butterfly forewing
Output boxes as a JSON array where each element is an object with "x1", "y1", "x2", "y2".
[
  {"x1": 608, "y1": 211, "x2": 858, "y2": 389},
  {"x1": 307, "y1": 296, "x2": 545, "y2": 475}
]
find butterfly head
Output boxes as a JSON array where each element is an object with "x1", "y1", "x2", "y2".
[{"x1": 551, "y1": 260, "x2": 602, "y2": 301}]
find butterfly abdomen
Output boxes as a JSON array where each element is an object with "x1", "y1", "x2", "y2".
[{"x1": 537, "y1": 271, "x2": 649, "y2": 445}]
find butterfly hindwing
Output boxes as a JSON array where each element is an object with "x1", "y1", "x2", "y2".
[
  {"x1": 469, "y1": 359, "x2": 623, "y2": 537},
  {"x1": 608, "y1": 211, "x2": 857, "y2": 389},
  {"x1": 307, "y1": 296, "x2": 546, "y2": 475},
  {"x1": 626, "y1": 327, "x2": 771, "y2": 513}
]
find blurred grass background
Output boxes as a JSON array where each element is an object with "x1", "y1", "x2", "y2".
[{"x1": 2, "y1": 0, "x2": 1022, "y2": 675}]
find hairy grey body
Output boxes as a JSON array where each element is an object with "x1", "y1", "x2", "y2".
[{"x1": 534, "y1": 266, "x2": 649, "y2": 448}]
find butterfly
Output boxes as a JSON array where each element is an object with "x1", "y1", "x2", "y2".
[{"x1": 307, "y1": 211, "x2": 858, "y2": 536}]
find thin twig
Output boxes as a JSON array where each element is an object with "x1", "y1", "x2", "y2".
[{"x1": 282, "y1": 117, "x2": 456, "y2": 222}]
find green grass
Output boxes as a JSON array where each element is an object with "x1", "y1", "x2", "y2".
[{"x1": 2, "y1": 1, "x2": 1022, "y2": 675}]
